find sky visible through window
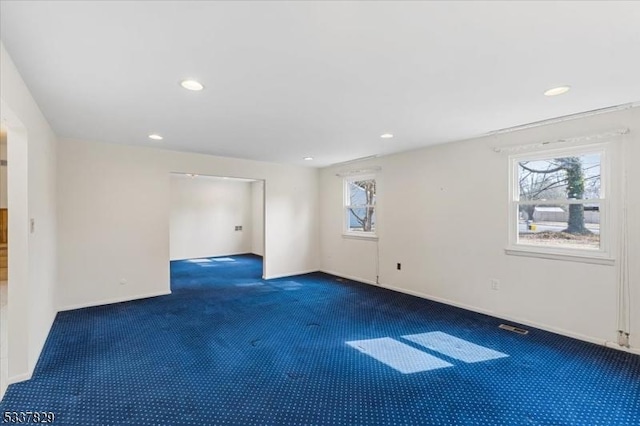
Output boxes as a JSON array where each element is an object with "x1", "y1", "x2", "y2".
[{"x1": 516, "y1": 152, "x2": 602, "y2": 250}]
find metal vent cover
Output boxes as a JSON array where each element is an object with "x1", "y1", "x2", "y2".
[{"x1": 499, "y1": 324, "x2": 529, "y2": 335}]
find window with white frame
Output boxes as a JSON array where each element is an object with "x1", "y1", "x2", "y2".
[
  {"x1": 344, "y1": 175, "x2": 376, "y2": 236},
  {"x1": 509, "y1": 144, "x2": 610, "y2": 258}
]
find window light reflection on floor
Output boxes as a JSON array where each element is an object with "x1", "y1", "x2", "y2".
[{"x1": 347, "y1": 332, "x2": 508, "y2": 374}]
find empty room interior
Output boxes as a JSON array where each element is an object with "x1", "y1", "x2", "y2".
[{"x1": 0, "y1": 1, "x2": 639, "y2": 425}]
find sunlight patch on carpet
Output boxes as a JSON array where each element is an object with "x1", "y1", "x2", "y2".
[
  {"x1": 186, "y1": 258, "x2": 212, "y2": 263},
  {"x1": 402, "y1": 332, "x2": 508, "y2": 363},
  {"x1": 271, "y1": 281, "x2": 303, "y2": 291},
  {"x1": 211, "y1": 257, "x2": 236, "y2": 262},
  {"x1": 346, "y1": 337, "x2": 453, "y2": 374},
  {"x1": 235, "y1": 282, "x2": 265, "y2": 287}
]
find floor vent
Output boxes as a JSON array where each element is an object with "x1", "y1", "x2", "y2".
[{"x1": 499, "y1": 324, "x2": 529, "y2": 335}]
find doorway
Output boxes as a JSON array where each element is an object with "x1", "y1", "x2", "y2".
[
  {"x1": 0, "y1": 125, "x2": 7, "y2": 397},
  {"x1": 169, "y1": 173, "x2": 266, "y2": 280}
]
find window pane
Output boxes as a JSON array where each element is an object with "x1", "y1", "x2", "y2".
[
  {"x1": 348, "y1": 179, "x2": 376, "y2": 206},
  {"x1": 518, "y1": 153, "x2": 601, "y2": 201},
  {"x1": 347, "y1": 208, "x2": 376, "y2": 233},
  {"x1": 517, "y1": 203, "x2": 600, "y2": 250}
]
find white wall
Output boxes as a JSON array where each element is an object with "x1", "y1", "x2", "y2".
[
  {"x1": 170, "y1": 175, "x2": 252, "y2": 260},
  {"x1": 320, "y1": 107, "x2": 640, "y2": 353},
  {"x1": 0, "y1": 43, "x2": 58, "y2": 381},
  {"x1": 57, "y1": 138, "x2": 319, "y2": 310},
  {"x1": 251, "y1": 180, "x2": 265, "y2": 256}
]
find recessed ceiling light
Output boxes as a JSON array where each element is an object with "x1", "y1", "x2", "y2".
[
  {"x1": 180, "y1": 79, "x2": 204, "y2": 91},
  {"x1": 148, "y1": 134, "x2": 163, "y2": 140},
  {"x1": 380, "y1": 133, "x2": 394, "y2": 139},
  {"x1": 303, "y1": 157, "x2": 314, "y2": 161},
  {"x1": 544, "y1": 85, "x2": 571, "y2": 97}
]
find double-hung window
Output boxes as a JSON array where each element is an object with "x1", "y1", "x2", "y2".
[
  {"x1": 344, "y1": 175, "x2": 377, "y2": 237},
  {"x1": 508, "y1": 144, "x2": 611, "y2": 262}
]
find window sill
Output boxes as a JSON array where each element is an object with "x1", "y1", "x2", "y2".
[
  {"x1": 342, "y1": 233, "x2": 378, "y2": 241},
  {"x1": 505, "y1": 247, "x2": 615, "y2": 266}
]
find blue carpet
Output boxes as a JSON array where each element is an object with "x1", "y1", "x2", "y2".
[{"x1": 1, "y1": 254, "x2": 639, "y2": 425}]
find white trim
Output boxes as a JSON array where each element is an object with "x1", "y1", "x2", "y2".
[
  {"x1": 376, "y1": 282, "x2": 640, "y2": 355},
  {"x1": 332, "y1": 156, "x2": 379, "y2": 167},
  {"x1": 504, "y1": 247, "x2": 615, "y2": 265},
  {"x1": 516, "y1": 199, "x2": 601, "y2": 206},
  {"x1": 1, "y1": 100, "x2": 34, "y2": 396},
  {"x1": 508, "y1": 141, "x2": 609, "y2": 166},
  {"x1": 492, "y1": 128, "x2": 629, "y2": 153},
  {"x1": 342, "y1": 233, "x2": 378, "y2": 241},
  {"x1": 604, "y1": 341, "x2": 640, "y2": 356},
  {"x1": 29, "y1": 310, "x2": 57, "y2": 373},
  {"x1": 488, "y1": 103, "x2": 637, "y2": 135},
  {"x1": 319, "y1": 270, "x2": 639, "y2": 355},
  {"x1": 8, "y1": 371, "x2": 32, "y2": 385},
  {"x1": 58, "y1": 290, "x2": 172, "y2": 312},
  {"x1": 335, "y1": 166, "x2": 381, "y2": 177},
  {"x1": 263, "y1": 269, "x2": 318, "y2": 280},
  {"x1": 508, "y1": 142, "x2": 612, "y2": 260},
  {"x1": 170, "y1": 252, "x2": 252, "y2": 262},
  {"x1": 320, "y1": 270, "x2": 378, "y2": 286},
  {"x1": 343, "y1": 173, "x2": 376, "y2": 182},
  {"x1": 343, "y1": 174, "x2": 377, "y2": 236}
]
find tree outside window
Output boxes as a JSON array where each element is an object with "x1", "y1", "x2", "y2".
[
  {"x1": 513, "y1": 148, "x2": 604, "y2": 251},
  {"x1": 344, "y1": 176, "x2": 376, "y2": 235}
]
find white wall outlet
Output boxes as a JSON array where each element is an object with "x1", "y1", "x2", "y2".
[
  {"x1": 491, "y1": 279, "x2": 500, "y2": 291},
  {"x1": 119, "y1": 278, "x2": 127, "y2": 286}
]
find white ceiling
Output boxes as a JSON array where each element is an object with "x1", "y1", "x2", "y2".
[{"x1": 1, "y1": 1, "x2": 639, "y2": 167}]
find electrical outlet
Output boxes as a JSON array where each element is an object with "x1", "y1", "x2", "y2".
[
  {"x1": 491, "y1": 279, "x2": 500, "y2": 291},
  {"x1": 397, "y1": 263, "x2": 402, "y2": 270}
]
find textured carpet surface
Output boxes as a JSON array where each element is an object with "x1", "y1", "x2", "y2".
[{"x1": 1, "y1": 254, "x2": 639, "y2": 425}]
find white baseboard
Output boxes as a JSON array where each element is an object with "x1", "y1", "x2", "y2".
[
  {"x1": 29, "y1": 309, "x2": 57, "y2": 370},
  {"x1": 170, "y1": 252, "x2": 251, "y2": 261},
  {"x1": 603, "y1": 340, "x2": 640, "y2": 355},
  {"x1": 264, "y1": 269, "x2": 319, "y2": 280},
  {"x1": 58, "y1": 290, "x2": 172, "y2": 312},
  {"x1": 8, "y1": 371, "x2": 32, "y2": 385},
  {"x1": 3, "y1": 309, "x2": 56, "y2": 390},
  {"x1": 386, "y1": 283, "x2": 585, "y2": 340},
  {"x1": 321, "y1": 273, "x2": 640, "y2": 356},
  {"x1": 320, "y1": 269, "x2": 378, "y2": 286}
]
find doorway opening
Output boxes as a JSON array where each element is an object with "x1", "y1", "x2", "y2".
[
  {"x1": 0, "y1": 102, "x2": 30, "y2": 399},
  {"x1": 168, "y1": 173, "x2": 266, "y2": 282},
  {"x1": 0, "y1": 124, "x2": 7, "y2": 397}
]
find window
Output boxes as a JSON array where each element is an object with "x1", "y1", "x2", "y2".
[
  {"x1": 508, "y1": 144, "x2": 611, "y2": 262},
  {"x1": 344, "y1": 175, "x2": 376, "y2": 237}
]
